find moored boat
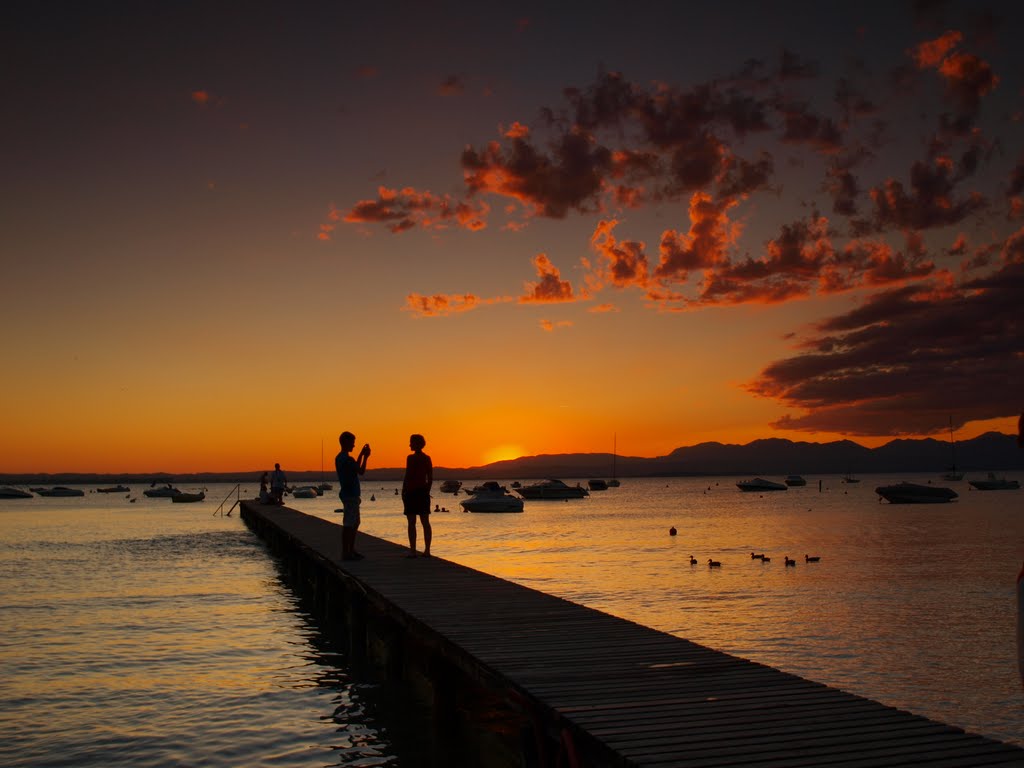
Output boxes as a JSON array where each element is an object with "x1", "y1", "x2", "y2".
[
  {"x1": 0, "y1": 486, "x2": 33, "y2": 498},
  {"x1": 144, "y1": 485, "x2": 181, "y2": 498},
  {"x1": 36, "y1": 486, "x2": 86, "y2": 497},
  {"x1": 875, "y1": 482, "x2": 957, "y2": 504},
  {"x1": 291, "y1": 486, "x2": 319, "y2": 498},
  {"x1": 439, "y1": 479, "x2": 462, "y2": 494},
  {"x1": 460, "y1": 484, "x2": 524, "y2": 513},
  {"x1": 97, "y1": 485, "x2": 130, "y2": 493},
  {"x1": 784, "y1": 475, "x2": 807, "y2": 487},
  {"x1": 588, "y1": 479, "x2": 609, "y2": 491},
  {"x1": 515, "y1": 478, "x2": 589, "y2": 500},
  {"x1": 171, "y1": 491, "x2": 206, "y2": 503},
  {"x1": 968, "y1": 473, "x2": 1020, "y2": 491},
  {"x1": 737, "y1": 478, "x2": 787, "y2": 492}
]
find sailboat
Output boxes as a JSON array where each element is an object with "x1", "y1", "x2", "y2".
[
  {"x1": 607, "y1": 434, "x2": 621, "y2": 487},
  {"x1": 317, "y1": 438, "x2": 333, "y2": 492},
  {"x1": 942, "y1": 417, "x2": 963, "y2": 481}
]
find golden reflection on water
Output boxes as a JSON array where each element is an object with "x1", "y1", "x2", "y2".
[{"x1": 322, "y1": 474, "x2": 1024, "y2": 746}]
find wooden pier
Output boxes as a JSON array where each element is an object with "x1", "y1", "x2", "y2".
[{"x1": 240, "y1": 501, "x2": 1024, "y2": 767}]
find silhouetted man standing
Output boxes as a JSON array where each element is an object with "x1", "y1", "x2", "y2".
[{"x1": 335, "y1": 431, "x2": 370, "y2": 561}]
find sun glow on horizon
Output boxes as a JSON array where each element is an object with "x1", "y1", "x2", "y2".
[{"x1": 481, "y1": 444, "x2": 526, "y2": 466}]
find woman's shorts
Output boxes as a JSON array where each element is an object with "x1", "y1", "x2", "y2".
[{"x1": 403, "y1": 488, "x2": 431, "y2": 516}]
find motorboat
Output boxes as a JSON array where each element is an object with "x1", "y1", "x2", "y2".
[
  {"x1": 171, "y1": 491, "x2": 206, "y2": 503},
  {"x1": 606, "y1": 479, "x2": 620, "y2": 487},
  {"x1": 144, "y1": 484, "x2": 181, "y2": 498},
  {"x1": 460, "y1": 484, "x2": 524, "y2": 513},
  {"x1": 316, "y1": 482, "x2": 333, "y2": 492},
  {"x1": 588, "y1": 479, "x2": 609, "y2": 491},
  {"x1": 841, "y1": 474, "x2": 860, "y2": 483},
  {"x1": 968, "y1": 473, "x2": 1020, "y2": 491},
  {"x1": 36, "y1": 486, "x2": 86, "y2": 497},
  {"x1": 875, "y1": 482, "x2": 957, "y2": 504},
  {"x1": 97, "y1": 485, "x2": 130, "y2": 493},
  {"x1": 0, "y1": 486, "x2": 33, "y2": 498},
  {"x1": 463, "y1": 481, "x2": 503, "y2": 496},
  {"x1": 515, "y1": 478, "x2": 589, "y2": 500},
  {"x1": 291, "y1": 486, "x2": 319, "y2": 499},
  {"x1": 784, "y1": 475, "x2": 807, "y2": 487},
  {"x1": 439, "y1": 480, "x2": 462, "y2": 494},
  {"x1": 737, "y1": 478, "x2": 787, "y2": 492}
]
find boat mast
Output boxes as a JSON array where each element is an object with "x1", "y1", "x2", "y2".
[{"x1": 948, "y1": 416, "x2": 956, "y2": 471}]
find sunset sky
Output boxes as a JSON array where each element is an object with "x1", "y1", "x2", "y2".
[{"x1": 3, "y1": 2, "x2": 1023, "y2": 473}]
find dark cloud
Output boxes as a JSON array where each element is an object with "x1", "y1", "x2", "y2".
[
  {"x1": 461, "y1": 130, "x2": 612, "y2": 218},
  {"x1": 438, "y1": 75, "x2": 465, "y2": 96},
  {"x1": 779, "y1": 103, "x2": 843, "y2": 153},
  {"x1": 1008, "y1": 157, "x2": 1024, "y2": 198},
  {"x1": 778, "y1": 49, "x2": 819, "y2": 80},
  {"x1": 869, "y1": 159, "x2": 987, "y2": 231},
  {"x1": 748, "y1": 259, "x2": 1024, "y2": 435}
]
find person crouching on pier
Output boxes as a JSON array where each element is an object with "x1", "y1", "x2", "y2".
[{"x1": 335, "y1": 431, "x2": 370, "y2": 561}]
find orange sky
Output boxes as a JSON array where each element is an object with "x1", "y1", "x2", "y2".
[{"x1": 2, "y1": 3, "x2": 1022, "y2": 473}]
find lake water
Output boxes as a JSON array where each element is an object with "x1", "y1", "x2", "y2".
[{"x1": 2, "y1": 473, "x2": 1022, "y2": 766}]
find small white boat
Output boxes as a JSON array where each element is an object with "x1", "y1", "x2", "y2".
[
  {"x1": 968, "y1": 473, "x2": 1020, "y2": 491},
  {"x1": 784, "y1": 475, "x2": 807, "y2": 487},
  {"x1": 875, "y1": 482, "x2": 957, "y2": 504},
  {"x1": 460, "y1": 483, "x2": 524, "y2": 513},
  {"x1": 515, "y1": 478, "x2": 589, "y2": 500},
  {"x1": 291, "y1": 486, "x2": 319, "y2": 498},
  {"x1": 144, "y1": 484, "x2": 181, "y2": 498},
  {"x1": 588, "y1": 479, "x2": 609, "y2": 491},
  {"x1": 0, "y1": 486, "x2": 33, "y2": 499},
  {"x1": 737, "y1": 478, "x2": 787, "y2": 492},
  {"x1": 36, "y1": 486, "x2": 86, "y2": 497}
]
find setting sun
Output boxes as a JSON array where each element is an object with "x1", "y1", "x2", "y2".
[{"x1": 481, "y1": 445, "x2": 526, "y2": 466}]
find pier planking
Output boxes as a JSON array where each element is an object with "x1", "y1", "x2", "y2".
[{"x1": 241, "y1": 501, "x2": 1024, "y2": 766}]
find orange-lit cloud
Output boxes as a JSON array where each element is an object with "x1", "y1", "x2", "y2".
[
  {"x1": 539, "y1": 319, "x2": 573, "y2": 332},
  {"x1": 404, "y1": 293, "x2": 479, "y2": 317},
  {"x1": 654, "y1": 192, "x2": 737, "y2": 282},
  {"x1": 910, "y1": 31, "x2": 963, "y2": 69},
  {"x1": 344, "y1": 186, "x2": 489, "y2": 233},
  {"x1": 590, "y1": 219, "x2": 649, "y2": 289},
  {"x1": 462, "y1": 129, "x2": 612, "y2": 219},
  {"x1": 520, "y1": 254, "x2": 576, "y2": 303},
  {"x1": 404, "y1": 293, "x2": 516, "y2": 317}
]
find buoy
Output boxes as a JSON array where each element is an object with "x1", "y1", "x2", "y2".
[
  {"x1": 669, "y1": 527, "x2": 677, "y2": 536},
  {"x1": 370, "y1": 494, "x2": 375, "y2": 501}
]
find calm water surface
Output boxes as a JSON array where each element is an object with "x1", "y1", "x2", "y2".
[{"x1": 2, "y1": 473, "x2": 1022, "y2": 766}]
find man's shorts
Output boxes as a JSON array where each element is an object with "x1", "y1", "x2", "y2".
[{"x1": 340, "y1": 495, "x2": 361, "y2": 528}]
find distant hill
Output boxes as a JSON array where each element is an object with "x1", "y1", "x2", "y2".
[
  {"x1": 2, "y1": 432, "x2": 1020, "y2": 485},
  {"x1": 441, "y1": 432, "x2": 1023, "y2": 479}
]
